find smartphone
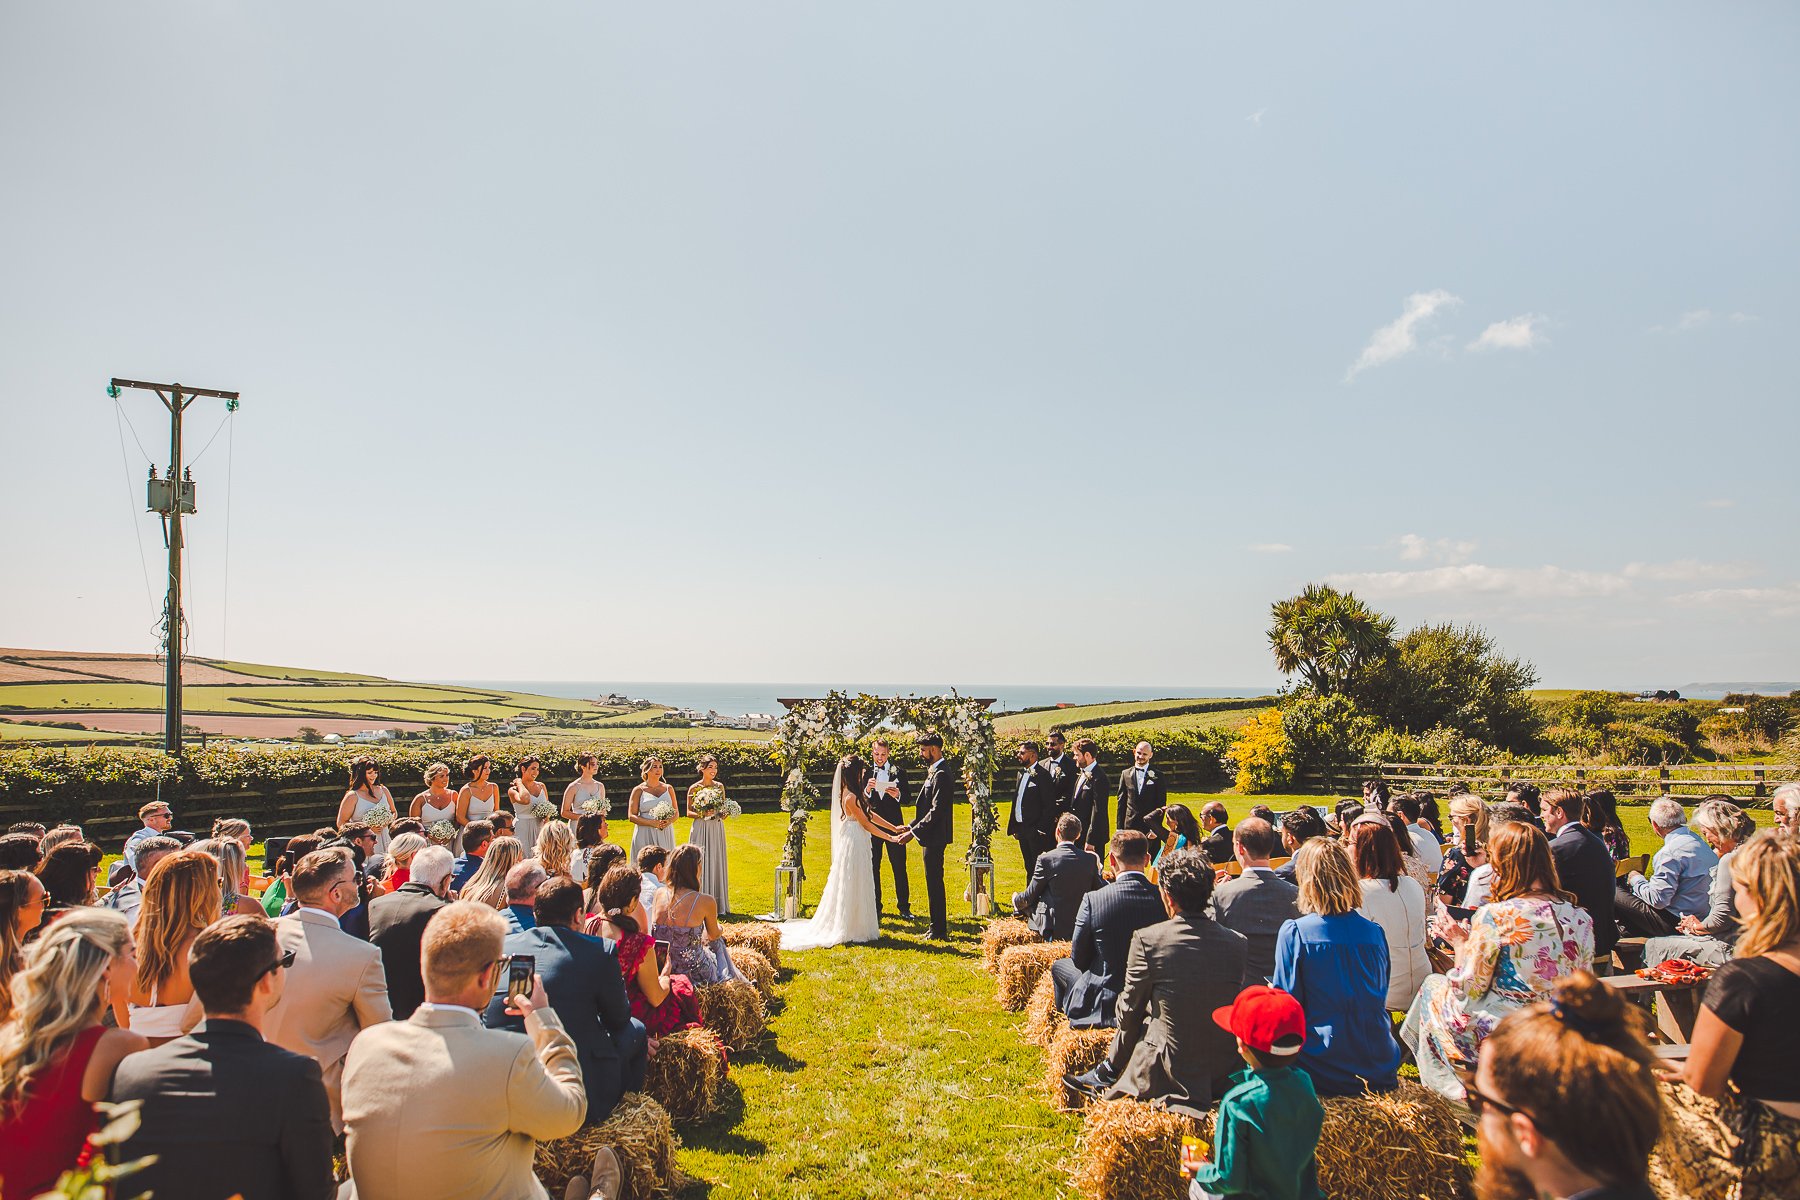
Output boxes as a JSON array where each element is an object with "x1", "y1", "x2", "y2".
[
  {"x1": 1461, "y1": 825, "x2": 1477, "y2": 855},
  {"x1": 654, "y1": 939, "x2": 670, "y2": 970},
  {"x1": 503, "y1": 954, "x2": 535, "y2": 1001},
  {"x1": 1445, "y1": 905, "x2": 1475, "y2": 924}
]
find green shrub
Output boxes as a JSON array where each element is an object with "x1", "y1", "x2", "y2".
[{"x1": 1280, "y1": 694, "x2": 1380, "y2": 770}]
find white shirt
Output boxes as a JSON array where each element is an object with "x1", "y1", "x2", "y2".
[
  {"x1": 413, "y1": 1001, "x2": 481, "y2": 1020},
  {"x1": 296, "y1": 905, "x2": 342, "y2": 924},
  {"x1": 1408, "y1": 824, "x2": 1444, "y2": 874},
  {"x1": 1015, "y1": 770, "x2": 1031, "y2": 820}
]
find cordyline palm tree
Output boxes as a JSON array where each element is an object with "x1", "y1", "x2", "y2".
[{"x1": 1267, "y1": 583, "x2": 1395, "y2": 696}]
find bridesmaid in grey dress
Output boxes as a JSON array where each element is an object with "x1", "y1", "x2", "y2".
[
  {"x1": 685, "y1": 754, "x2": 733, "y2": 915},
  {"x1": 627, "y1": 755, "x2": 679, "y2": 861}
]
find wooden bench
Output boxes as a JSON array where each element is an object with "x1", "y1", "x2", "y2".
[
  {"x1": 1602, "y1": 972, "x2": 1702, "y2": 1044},
  {"x1": 1219, "y1": 856, "x2": 1290, "y2": 877}
]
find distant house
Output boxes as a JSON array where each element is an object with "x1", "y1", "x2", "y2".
[
  {"x1": 599, "y1": 692, "x2": 631, "y2": 706},
  {"x1": 349, "y1": 729, "x2": 392, "y2": 744},
  {"x1": 322, "y1": 733, "x2": 343, "y2": 745},
  {"x1": 511, "y1": 713, "x2": 542, "y2": 726},
  {"x1": 745, "y1": 713, "x2": 777, "y2": 730},
  {"x1": 453, "y1": 723, "x2": 476, "y2": 737}
]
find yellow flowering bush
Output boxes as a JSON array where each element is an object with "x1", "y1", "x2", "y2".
[{"x1": 1229, "y1": 706, "x2": 1296, "y2": 794}]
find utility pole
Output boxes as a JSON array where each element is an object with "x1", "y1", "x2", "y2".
[{"x1": 107, "y1": 378, "x2": 240, "y2": 755}]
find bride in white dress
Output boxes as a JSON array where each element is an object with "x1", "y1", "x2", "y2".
[{"x1": 780, "y1": 755, "x2": 914, "y2": 951}]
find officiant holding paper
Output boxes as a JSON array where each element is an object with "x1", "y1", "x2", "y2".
[{"x1": 866, "y1": 739, "x2": 911, "y2": 918}]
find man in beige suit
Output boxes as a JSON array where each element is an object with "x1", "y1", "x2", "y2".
[
  {"x1": 263, "y1": 847, "x2": 392, "y2": 1132},
  {"x1": 341, "y1": 901, "x2": 609, "y2": 1200}
]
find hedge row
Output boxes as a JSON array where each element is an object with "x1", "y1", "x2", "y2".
[{"x1": 1005, "y1": 697, "x2": 1270, "y2": 733}]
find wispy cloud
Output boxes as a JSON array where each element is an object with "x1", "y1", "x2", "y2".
[
  {"x1": 1398, "y1": 534, "x2": 1477, "y2": 564},
  {"x1": 1669, "y1": 584, "x2": 1800, "y2": 618},
  {"x1": 1346, "y1": 290, "x2": 1461, "y2": 381},
  {"x1": 1467, "y1": 314, "x2": 1548, "y2": 352},
  {"x1": 1651, "y1": 309, "x2": 1757, "y2": 334},
  {"x1": 1623, "y1": 560, "x2": 1755, "y2": 583},
  {"x1": 1247, "y1": 109, "x2": 1266, "y2": 126},
  {"x1": 1248, "y1": 542, "x2": 1292, "y2": 554},
  {"x1": 1327, "y1": 563, "x2": 1632, "y2": 600}
]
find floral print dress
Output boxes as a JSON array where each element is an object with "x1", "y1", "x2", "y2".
[{"x1": 1402, "y1": 895, "x2": 1594, "y2": 1100}]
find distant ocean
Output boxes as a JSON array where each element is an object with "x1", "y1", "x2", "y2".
[{"x1": 447, "y1": 681, "x2": 1278, "y2": 717}]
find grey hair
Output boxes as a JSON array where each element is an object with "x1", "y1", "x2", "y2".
[
  {"x1": 410, "y1": 845, "x2": 456, "y2": 890},
  {"x1": 1648, "y1": 797, "x2": 1686, "y2": 831},
  {"x1": 1691, "y1": 799, "x2": 1756, "y2": 848},
  {"x1": 505, "y1": 861, "x2": 548, "y2": 902},
  {"x1": 1773, "y1": 782, "x2": 1800, "y2": 811}
]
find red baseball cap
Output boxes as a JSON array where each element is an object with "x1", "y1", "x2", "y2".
[{"x1": 1212, "y1": 985, "x2": 1306, "y2": 1056}]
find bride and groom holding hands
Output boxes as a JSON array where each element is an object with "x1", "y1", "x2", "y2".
[{"x1": 779, "y1": 735, "x2": 954, "y2": 950}]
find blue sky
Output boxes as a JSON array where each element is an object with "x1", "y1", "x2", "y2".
[{"x1": 3, "y1": 3, "x2": 1796, "y2": 688}]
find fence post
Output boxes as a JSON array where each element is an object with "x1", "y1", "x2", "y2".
[
  {"x1": 1575, "y1": 767, "x2": 1586, "y2": 790},
  {"x1": 1754, "y1": 765, "x2": 1766, "y2": 799},
  {"x1": 1659, "y1": 766, "x2": 1670, "y2": 797}
]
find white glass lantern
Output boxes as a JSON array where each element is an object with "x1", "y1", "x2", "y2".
[
  {"x1": 775, "y1": 864, "x2": 804, "y2": 920},
  {"x1": 968, "y1": 857, "x2": 995, "y2": 917}
]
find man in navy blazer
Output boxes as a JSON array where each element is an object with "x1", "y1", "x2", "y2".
[
  {"x1": 483, "y1": 877, "x2": 647, "y2": 1125},
  {"x1": 1012, "y1": 813, "x2": 1106, "y2": 941},
  {"x1": 1048, "y1": 830, "x2": 1168, "y2": 1028},
  {"x1": 1542, "y1": 788, "x2": 1618, "y2": 963}
]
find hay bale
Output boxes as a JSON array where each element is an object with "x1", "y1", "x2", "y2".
[
  {"x1": 728, "y1": 946, "x2": 776, "y2": 1002},
  {"x1": 1314, "y1": 1080, "x2": 1472, "y2": 1200},
  {"x1": 1070, "y1": 1097, "x2": 1208, "y2": 1200},
  {"x1": 535, "y1": 1092, "x2": 680, "y2": 1200},
  {"x1": 997, "y1": 941, "x2": 1069, "y2": 1011},
  {"x1": 719, "y1": 922, "x2": 781, "y2": 972},
  {"x1": 696, "y1": 979, "x2": 766, "y2": 1052},
  {"x1": 1044, "y1": 1026, "x2": 1116, "y2": 1109},
  {"x1": 643, "y1": 1027, "x2": 728, "y2": 1122},
  {"x1": 981, "y1": 917, "x2": 1038, "y2": 973},
  {"x1": 1021, "y1": 972, "x2": 1066, "y2": 1048}
]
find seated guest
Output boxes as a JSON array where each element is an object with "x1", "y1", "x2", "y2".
[
  {"x1": 125, "y1": 800, "x2": 176, "y2": 871},
  {"x1": 1349, "y1": 815, "x2": 1430, "y2": 1012},
  {"x1": 1504, "y1": 782, "x2": 1545, "y2": 832},
  {"x1": 1774, "y1": 782, "x2": 1800, "y2": 835},
  {"x1": 1403, "y1": 823, "x2": 1593, "y2": 1102},
  {"x1": 485, "y1": 878, "x2": 648, "y2": 1126},
  {"x1": 1271, "y1": 840, "x2": 1401, "y2": 1097},
  {"x1": 1659, "y1": 829, "x2": 1800, "y2": 1190},
  {"x1": 1274, "y1": 808, "x2": 1327, "y2": 885},
  {"x1": 1013, "y1": 813, "x2": 1105, "y2": 941},
  {"x1": 490, "y1": 810, "x2": 518, "y2": 840},
  {"x1": 450, "y1": 820, "x2": 494, "y2": 895},
  {"x1": 1186, "y1": 985, "x2": 1323, "y2": 1200},
  {"x1": 634, "y1": 845, "x2": 671, "y2": 915},
  {"x1": 0, "y1": 869, "x2": 48, "y2": 1023},
  {"x1": 505, "y1": 861, "x2": 549, "y2": 933},
  {"x1": 342, "y1": 901, "x2": 595, "y2": 1200},
  {"x1": 534, "y1": 820, "x2": 578, "y2": 883},
  {"x1": 1475, "y1": 973, "x2": 1663, "y2": 1200},
  {"x1": 1393, "y1": 794, "x2": 1444, "y2": 877},
  {"x1": 129, "y1": 849, "x2": 222, "y2": 1041},
  {"x1": 1584, "y1": 788, "x2": 1631, "y2": 860},
  {"x1": 1050, "y1": 831, "x2": 1168, "y2": 1028},
  {"x1": 1064, "y1": 848, "x2": 1247, "y2": 1115},
  {"x1": 373, "y1": 832, "x2": 427, "y2": 896},
  {"x1": 1210, "y1": 818, "x2": 1300, "y2": 986},
  {"x1": 1616, "y1": 798, "x2": 1717, "y2": 938},
  {"x1": 264, "y1": 848, "x2": 392, "y2": 1133},
  {"x1": 0, "y1": 832, "x2": 41, "y2": 871},
  {"x1": 1461, "y1": 801, "x2": 1533, "y2": 908},
  {"x1": 1151, "y1": 804, "x2": 1203, "y2": 871},
  {"x1": 0, "y1": 909, "x2": 148, "y2": 1197},
  {"x1": 582, "y1": 844, "x2": 625, "y2": 917},
  {"x1": 650, "y1": 845, "x2": 744, "y2": 985},
  {"x1": 1197, "y1": 802, "x2": 1233, "y2": 865},
  {"x1": 571, "y1": 813, "x2": 608, "y2": 885},
  {"x1": 102, "y1": 835, "x2": 180, "y2": 930},
  {"x1": 589, "y1": 866, "x2": 701, "y2": 1038},
  {"x1": 1543, "y1": 788, "x2": 1620, "y2": 967},
  {"x1": 35, "y1": 840, "x2": 105, "y2": 928},
  {"x1": 460, "y1": 835, "x2": 526, "y2": 910},
  {"x1": 368, "y1": 844, "x2": 456, "y2": 1018},
  {"x1": 1644, "y1": 797, "x2": 1754, "y2": 972},
  {"x1": 110, "y1": 915, "x2": 335, "y2": 1200},
  {"x1": 262, "y1": 834, "x2": 323, "y2": 918},
  {"x1": 1436, "y1": 794, "x2": 1489, "y2": 905}
]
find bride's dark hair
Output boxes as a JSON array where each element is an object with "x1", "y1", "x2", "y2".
[{"x1": 838, "y1": 755, "x2": 872, "y2": 801}]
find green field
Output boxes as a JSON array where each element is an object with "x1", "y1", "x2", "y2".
[
  {"x1": 0, "y1": 721, "x2": 137, "y2": 743},
  {"x1": 994, "y1": 696, "x2": 1268, "y2": 736}
]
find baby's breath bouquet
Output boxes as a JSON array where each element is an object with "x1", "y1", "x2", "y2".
[
  {"x1": 530, "y1": 797, "x2": 558, "y2": 821},
  {"x1": 579, "y1": 796, "x2": 611, "y2": 819},
  {"x1": 361, "y1": 803, "x2": 394, "y2": 831},
  {"x1": 647, "y1": 796, "x2": 677, "y2": 822},
  {"x1": 427, "y1": 820, "x2": 458, "y2": 846}
]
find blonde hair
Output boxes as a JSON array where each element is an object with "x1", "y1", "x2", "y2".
[
  {"x1": 211, "y1": 817, "x2": 251, "y2": 844},
  {"x1": 386, "y1": 832, "x2": 429, "y2": 874},
  {"x1": 423, "y1": 762, "x2": 451, "y2": 787},
  {"x1": 421, "y1": 901, "x2": 505, "y2": 996},
  {"x1": 535, "y1": 822, "x2": 575, "y2": 879},
  {"x1": 460, "y1": 836, "x2": 524, "y2": 909},
  {"x1": 1294, "y1": 839, "x2": 1362, "y2": 916},
  {"x1": 193, "y1": 837, "x2": 249, "y2": 911},
  {"x1": 1448, "y1": 794, "x2": 1490, "y2": 845},
  {"x1": 1731, "y1": 829, "x2": 1799, "y2": 960},
  {"x1": 137, "y1": 849, "x2": 223, "y2": 994},
  {"x1": 0, "y1": 908, "x2": 130, "y2": 1111},
  {"x1": 640, "y1": 755, "x2": 664, "y2": 780}
]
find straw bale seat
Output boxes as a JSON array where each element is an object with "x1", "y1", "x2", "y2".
[
  {"x1": 997, "y1": 941, "x2": 1070, "y2": 1011},
  {"x1": 534, "y1": 1093, "x2": 680, "y2": 1200},
  {"x1": 981, "y1": 917, "x2": 1039, "y2": 973}
]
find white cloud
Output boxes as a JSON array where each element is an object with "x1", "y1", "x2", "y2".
[
  {"x1": 1467, "y1": 314, "x2": 1548, "y2": 352},
  {"x1": 1397, "y1": 534, "x2": 1477, "y2": 564},
  {"x1": 1623, "y1": 560, "x2": 1755, "y2": 583},
  {"x1": 1247, "y1": 109, "x2": 1266, "y2": 126},
  {"x1": 1326, "y1": 563, "x2": 1633, "y2": 600},
  {"x1": 1652, "y1": 309, "x2": 1757, "y2": 334},
  {"x1": 1346, "y1": 290, "x2": 1461, "y2": 380},
  {"x1": 1668, "y1": 584, "x2": 1800, "y2": 619},
  {"x1": 1248, "y1": 542, "x2": 1292, "y2": 554}
]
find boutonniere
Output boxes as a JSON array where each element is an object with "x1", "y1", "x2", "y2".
[{"x1": 1145, "y1": 770, "x2": 1156, "y2": 782}]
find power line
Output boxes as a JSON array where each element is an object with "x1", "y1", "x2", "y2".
[
  {"x1": 111, "y1": 401, "x2": 156, "y2": 610},
  {"x1": 221, "y1": 411, "x2": 236, "y2": 657},
  {"x1": 187, "y1": 408, "x2": 233, "y2": 466}
]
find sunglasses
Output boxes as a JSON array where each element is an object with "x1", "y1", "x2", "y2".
[
  {"x1": 1458, "y1": 1071, "x2": 1525, "y2": 1121},
  {"x1": 256, "y1": 949, "x2": 297, "y2": 981}
]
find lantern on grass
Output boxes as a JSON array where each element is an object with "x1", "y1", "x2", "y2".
[
  {"x1": 774, "y1": 864, "x2": 803, "y2": 921},
  {"x1": 968, "y1": 856, "x2": 995, "y2": 917}
]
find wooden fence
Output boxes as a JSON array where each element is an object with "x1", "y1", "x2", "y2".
[{"x1": 1298, "y1": 761, "x2": 1799, "y2": 806}]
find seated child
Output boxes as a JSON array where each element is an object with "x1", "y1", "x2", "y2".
[{"x1": 1186, "y1": 985, "x2": 1324, "y2": 1200}]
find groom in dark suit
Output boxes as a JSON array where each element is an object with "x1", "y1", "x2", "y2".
[
  {"x1": 866, "y1": 738, "x2": 911, "y2": 918},
  {"x1": 909, "y1": 733, "x2": 955, "y2": 941}
]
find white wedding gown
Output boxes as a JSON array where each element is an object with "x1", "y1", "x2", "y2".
[{"x1": 779, "y1": 774, "x2": 880, "y2": 951}]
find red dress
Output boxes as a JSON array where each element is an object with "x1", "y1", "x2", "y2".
[
  {"x1": 0, "y1": 1025, "x2": 107, "y2": 1197},
  {"x1": 615, "y1": 932, "x2": 701, "y2": 1037}
]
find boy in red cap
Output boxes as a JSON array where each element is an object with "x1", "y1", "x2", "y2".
[{"x1": 1185, "y1": 985, "x2": 1324, "y2": 1200}]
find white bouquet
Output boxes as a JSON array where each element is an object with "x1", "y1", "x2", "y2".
[
  {"x1": 361, "y1": 804, "x2": 394, "y2": 831},
  {"x1": 427, "y1": 820, "x2": 458, "y2": 846},
  {"x1": 647, "y1": 796, "x2": 677, "y2": 822},
  {"x1": 530, "y1": 798, "x2": 558, "y2": 821},
  {"x1": 579, "y1": 796, "x2": 612, "y2": 819},
  {"x1": 689, "y1": 784, "x2": 729, "y2": 819},
  {"x1": 722, "y1": 798, "x2": 742, "y2": 819}
]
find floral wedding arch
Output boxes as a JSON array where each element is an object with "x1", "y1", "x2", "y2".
[{"x1": 773, "y1": 691, "x2": 998, "y2": 906}]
